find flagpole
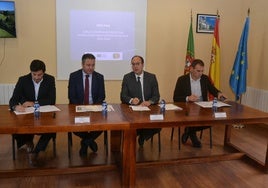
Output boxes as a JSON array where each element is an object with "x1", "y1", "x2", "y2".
[
  {"x1": 238, "y1": 9, "x2": 250, "y2": 104},
  {"x1": 230, "y1": 9, "x2": 250, "y2": 103},
  {"x1": 184, "y1": 10, "x2": 194, "y2": 74},
  {"x1": 232, "y1": 9, "x2": 251, "y2": 129}
]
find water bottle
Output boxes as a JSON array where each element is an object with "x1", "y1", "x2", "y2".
[
  {"x1": 160, "y1": 99, "x2": 166, "y2": 114},
  {"x1": 102, "y1": 101, "x2": 108, "y2": 115},
  {"x1": 212, "y1": 97, "x2": 218, "y2": 113},
  {"x1": 34, "y1": 101, "x2": 40, "y2": 119}
]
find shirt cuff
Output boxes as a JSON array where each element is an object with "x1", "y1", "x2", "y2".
[
  {"x1": 129, "y1": 98, "x2": 133, "y2": 104},
  {"x1": 12, "y1": 105, "x2": 16, "y2": 111}
]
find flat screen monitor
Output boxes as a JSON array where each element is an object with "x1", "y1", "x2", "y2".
[{"x1": 0, "y1": 1, "x2": 16, "y2": 38}]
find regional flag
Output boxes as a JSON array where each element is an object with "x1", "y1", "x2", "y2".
[
  {"x1": 229, "y1": 17, "x2": 250, "y2": 101},
  {"x1": 209, "y1": 15, "x2": 220, "y2": 91},
  {"x1": 184, "y1": 15, "x2": 194, "y2": 74}
]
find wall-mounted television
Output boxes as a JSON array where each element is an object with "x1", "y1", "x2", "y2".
[{"x1": 0, "y1": 1, "x2": 16, "y2": 38}]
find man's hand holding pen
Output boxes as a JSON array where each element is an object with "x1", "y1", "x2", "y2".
[
  {"x1": 14, "y1": 101, "x2": 35, "y2": 112},
  {"x1": 14, "y1": 104, "x2": 25, "y2": 112}
]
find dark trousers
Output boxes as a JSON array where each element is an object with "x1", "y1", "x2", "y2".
[
  {"x1": 185, "y1": 126, "x2": 210, "y2": 135},
  {"x1": 14, "y1": 133, "x2": 56, "y2": 153},
  {"x1": 14, "y1": 134, "x2": 34, "y2": 148},
  {"x1": 73, "y1": 131, "x2": 103, "y2": 141},
  {"x1": 137, "y1": 128, "x2": 161, "y2": 140}
]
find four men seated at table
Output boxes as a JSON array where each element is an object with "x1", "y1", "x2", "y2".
[{"x1": 9, "y1": 54, "x2": 226, "y2": 165}]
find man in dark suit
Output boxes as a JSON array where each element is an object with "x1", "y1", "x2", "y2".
[
  {"x1": 68, "y1": 53, "x2": 105, "y2": 156},
  {"x1": 173, "y1": 59, "x2": 226, "y2": 147},
  {"x1": 120, "y1": 55, "x2": 161, "y2": 147},
  {"x1": 9, "y1": 59, "x2": 56, "y2": 164}
]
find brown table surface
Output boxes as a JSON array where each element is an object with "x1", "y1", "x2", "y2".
[
  {"x1": 0, "y1": 102, "x2": 268, "y2": 188},
  {"x1": 0, "y1": 104, "x2": 129, "y2": 134},
  {"x1": 118, "y1": 101, "x2": 268, "y2": 187}
]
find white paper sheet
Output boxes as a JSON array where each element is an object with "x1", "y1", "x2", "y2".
[
  {"x1": 195, "y1": 101, "x2": 231, "y2": 108},
  {"x1": 130, "y1": 105, "x2": 151, "y2": 111},
  {"x1": 76, "y1": 105, "x2": 114, "y2": 112},
  {"x1": 14, "y1": 105, "x2": 61, "y2": 115},
  {"x1": 158, "y1": 103, "x2": 183, "y2": 111}
]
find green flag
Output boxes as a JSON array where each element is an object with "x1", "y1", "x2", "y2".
[{"x1": 184, "y1": 16, "x2": 195, "y2": 74}]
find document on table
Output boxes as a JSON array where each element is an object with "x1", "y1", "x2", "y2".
[
  {"x1": 14, "y1": 105, "x2": 61, "y2": 115},
  {"x1": 75, "y1": 105, "x2": 115, "y2": 112},
  {"x1": 158, "y1": 103, "x2": 183, "y2": 110},
  {"x1": 130, "y1": 105, "x2": 151, "y2": 111},
  {"x1": 195, "y1": 101, "x2": 231, "y2": 108}
]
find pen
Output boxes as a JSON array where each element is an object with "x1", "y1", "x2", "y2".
[{"x1": 53, "y1": 112, "x2": 56, "y2": 118}]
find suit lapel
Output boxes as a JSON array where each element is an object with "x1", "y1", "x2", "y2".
[
  {"x1": 27, "y1": 75, "x2": 36, "y2": 100},
  {"x1": 142, "y1": 72, "x2": 147, "y2": 98},
  {"x1": 186, "y1": 74, "x2": 191, "y2": 95},
  {"x1": 78, "y1": 70, "x2": 84, "y2": 94},
  {"x1": 91, "y1": 72, "x2": 95, "y2": 93}
]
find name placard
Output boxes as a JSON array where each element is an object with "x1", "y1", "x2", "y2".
[
  {"x1": 75, "y1": 116, "x2": 90, "y2": 123},
  {"x1": 214, "y1": 112, "x2": 227, "y2": 118},
  {"x1": 150, "y1": 114, "x2": 164, "y2": 120}
]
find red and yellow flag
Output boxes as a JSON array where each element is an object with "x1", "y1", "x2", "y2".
[{"x1": 209, "y1": 15, "x2": 220, "y2": 99}]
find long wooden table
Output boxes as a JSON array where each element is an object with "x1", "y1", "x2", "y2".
[
  {"x1": 0, "y1": 104, "x2": 129, "y2": 177},
  {"x1": 0, "y1": 102, "x2": 268, "y2": 188},
  {"x1": 119, "y1": 101, "x2": 268, "y2": 187},
  {"x1": 0, "y1": 104, "x2": 129, "y2": 134}
]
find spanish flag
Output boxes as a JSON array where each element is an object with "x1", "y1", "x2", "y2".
[{"x1": 209, "y1": 15, "x2": 220, "y2": 99}]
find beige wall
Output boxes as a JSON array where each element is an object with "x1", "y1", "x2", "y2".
[{"x1": 0, "y1": 0, "x2": 267, "y2": 104}]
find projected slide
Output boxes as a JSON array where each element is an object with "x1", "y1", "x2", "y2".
[
  {"x1": 70, "y1": 11, "x2": 134, "y2": 61},
  {"x1": 56, "y1": 0, "x2": 147, "y2": 80}
]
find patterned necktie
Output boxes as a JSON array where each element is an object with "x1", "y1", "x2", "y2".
[{"x1": 84, "y1": 75, "x2": 89, "y2": 104}]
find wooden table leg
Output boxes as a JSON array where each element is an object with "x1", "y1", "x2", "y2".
[
  {"x1": 265, "y1": 141, "x2": 268, "y2": 173},
  {"x1": 224, "y1": 124, "x2": 232, "y2": 146},
  {"x1": 122, "y1": 129, "x2": 136, "y2": 188},
  {"x1": 110, "y1": 130, "x2": 122, "y2": 152}
]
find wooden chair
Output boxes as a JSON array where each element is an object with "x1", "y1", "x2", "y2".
[
  {"x1": 150, "y1": 132, "x2": 161, "y2": 152},
  {"x1": 12, "y1": 134, "x2": 56, "y2": 160}
]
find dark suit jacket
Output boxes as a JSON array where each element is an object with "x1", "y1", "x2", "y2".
[
  {"x1": 173, "y1": 74, "x2": 220, "y2": 102},
  {"x1": 9, "y1": 73, "x2": 56, "y2": 109},
  {"x1": 120, "y1": 71, "x2": 160, "y2": 104},
  {"x1": 68, "y1": 69, "x2": 105, "y2": 104}
]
